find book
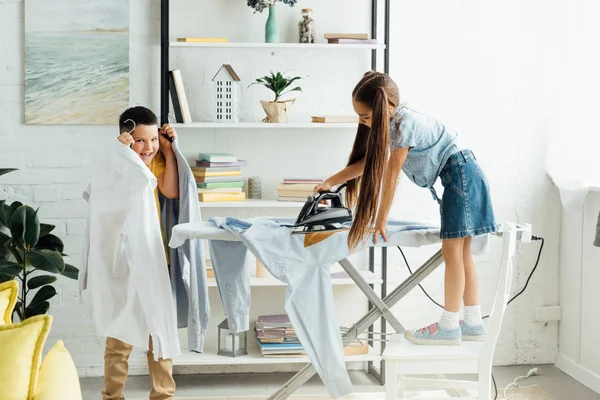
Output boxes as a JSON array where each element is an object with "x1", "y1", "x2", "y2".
[
  {"x1": 196, "y1": 160, "x2": 248, "y2": 168},
  {"x1": 324, "y1": 33, "x2": 369, "y2": 40},
  {"x1": 193, "y1": 170, "x2": 242, "y2": 178},
  {"x1": 277, "y1": 183, "x2": 319, "y2": 191},
  {"x1": 327, "y1": 38, "x2": 378, "y2": 44},
  {"x1": 198, "y1": 187, "x2": 243, "y2": 193},
  {"x1": 277, "y1": 190, "x2": 314, "y2": 197},
  {"x1": 311, "y1": 115, "x2": 359, "y2": 123},
  {"x1": 198, "y1": 153, "x2": 238, "y2": 163},
  {"x1": 169, "y1": 69, "x2": 192, "y2": 124},
  {"x1": 194, "y1": 176, "x2": 243, "y2": 183},
  {"x1": 282, "y1": 179, "x2": 323, "y2": 184},
  {"x1": 197, "y1": 181, "x2": 244, "y2": 189},
  {"x1": 192, "y1": 166, "x2": 241, "y2": 173},
  {"x1": 198, "y1": 192, "x2": 246, "y2": 202},
  {"x1": 278, "y1": 196, "x2": 310, "y2": 202},
  {"x1": 176, "y1": 37, "x2": 228, "y2": 42}
]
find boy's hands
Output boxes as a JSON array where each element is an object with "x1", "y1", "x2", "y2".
[
  {"x1": 159, "y1": 124, "x2": 177, "y2": 153},
  {"x1": 117, "y1": 131, "x2": 134, "y2": 147}
]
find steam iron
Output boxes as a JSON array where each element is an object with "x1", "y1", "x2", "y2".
[{"x1": 292, "y1": 183, "x2": 353, "y2": 234}]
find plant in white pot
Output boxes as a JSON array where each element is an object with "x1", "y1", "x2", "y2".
[{"x1": 249, "y1": 71, "x2": 302, "y2": 123}]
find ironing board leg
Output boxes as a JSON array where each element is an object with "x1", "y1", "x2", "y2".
[
  {"x1": 339, "y1": 258, "x2": 405, "y2": 334},
  {"x1": 265, "y1": 249, "x2": 444, "y2": 400}
]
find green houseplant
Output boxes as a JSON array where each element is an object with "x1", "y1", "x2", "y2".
[
  {"x1": 0, "y1": 168, "x2": 78, "y2": 320},
  {"x1": 249, "y1": 71, "x2": 302, "y2": 123}
]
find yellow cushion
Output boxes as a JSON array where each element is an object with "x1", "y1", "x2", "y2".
[
  {"x1": 35, "y1": 340, "x2": 82, "y2": 400},
  {"x1": 0, "y1": 280, "x2": 18, "y2": 325},
  {"x1": 0, "y1": 315, "x2": 52, "y2": 400}
]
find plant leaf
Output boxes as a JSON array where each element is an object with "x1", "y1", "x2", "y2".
[
  {"x1": 27, "y1": 250, "x2": 65, "y2": 274},
  {"x1": 0, "y1": 168, "x2": 17, "y2": 177},
  {"x1": 0, "y1": 260, "x2": 23, "y2": 277},
  {"x1": 29, "y1": 285, "x2": 57, "y2": 308},
  {"x1": 25, "y1": 301, "x2": 49, "y2": 318},
  {"x1": 27, "y1": 275, "x2": 57, "y2": 290},
  {"x1": 279, "y1": 87, "x2": 303, "y2": 98},
  {"x1": 62, "y1": 264, "x2": 79, "y2": 280},
  {"x1": 0, "y1": 274, "x2": 12, "y2": 283},
  {"x1": 34, "y1": 234, "x2": 64, "y2": 253},
  {"x1": 9, "y1": 205, "x2": 39, "y2": 247},
  {"x1": 39, "y1": 223, "x2": 55, "y2": 237},
  {"x1": 0, "y1": 231, "x2": 10, "y2": 248},
  {"x1": 0, "y1": 201, "x2": 22, "y2": 229}
]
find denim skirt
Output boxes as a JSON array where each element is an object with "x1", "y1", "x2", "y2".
[{"x1": 436, "y1": 150, "x2": 498, "y2": 239}]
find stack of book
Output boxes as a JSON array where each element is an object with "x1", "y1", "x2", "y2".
[
  {"x1": 193, "y1": 153, "x2": 247, "y2": 202},
  {"x1": 324, "y1": 33, "x2": 377, "y2": 45},
  {"x1": 255, "y1": 314, "x2": 306, "y2": 357},
  {"x1": 277, "y1": 178, "x2": 323, "y2": 202}
]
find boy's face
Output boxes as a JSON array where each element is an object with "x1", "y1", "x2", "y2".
[{"x1": 131, "y1": 124, "x2": 160, "y2": 165}]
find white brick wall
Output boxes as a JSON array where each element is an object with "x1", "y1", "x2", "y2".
[{"x1": 0, "y1": 0, "x2": 571, "y2": 379}]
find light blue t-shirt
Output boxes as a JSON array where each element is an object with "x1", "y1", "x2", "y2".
[{"x1": 390, "y1": 107, "x2": 459, "y2": 188}]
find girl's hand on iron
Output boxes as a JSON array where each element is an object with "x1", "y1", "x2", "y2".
[
  {"x1": 373, "y1": 219, "x2": 388, "y2": 244},
  {"x1": 117, "y1": 132, "x2": 134, "y2": 148},
  {"x1": 314, "y1": 180, "x2": 333, "y2": 193},
  {"x1": 159, "y1": 124, "x2": 177, "y2": 152}
]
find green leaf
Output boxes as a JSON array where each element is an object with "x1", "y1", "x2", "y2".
[
  {"x1": 27, "y1": 275, "x2": 57, "y2": 290},
  {"x1": 0, "y1": 231, "x2": 10, "y2": 248},
  {"x1": 0, "y1": 201, "x2": 22, "y2": 229},
  {"x1": 0, "y1": 168, "x2": 17, "y2": 177},
  {"x1": 61, "y1": 264, "x2": 79, "y2": 280},
  {"x1": 39, "y1": 223, "x2": 55, "y2": 237},
  {"x1": 29, "y1": 285, "x2": 57, "y2": 308},
  {"x1": 0, "y1": 274, "x2": 11, "y2": 283},
  {"x1": 0, "y1": 200, "x2": 4, "y2": 209},
  {"x1": 9, "y1": 206, "x2": 39, "y2": 247},
  {"x1": 34, "y1": 234, "x2": 64, "y2": 253},
  {"x1": 25, "y1": 301, "x2": 49, "y2": 318},
  {"x1": 27, "y1": 250, "x2": 64, "y2": 274},
  {"x1": 0, "y1": 260, "x2": 23, "y2": 277}
]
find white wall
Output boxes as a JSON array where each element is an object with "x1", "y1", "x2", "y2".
[{"x1": 0, "y1": 0, "x2": 572, "y2": 376}]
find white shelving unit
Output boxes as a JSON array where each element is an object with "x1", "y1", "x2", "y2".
[
  {"x1": 170, "y1": 41, "x2": 385, "y2": 50},
  {"x1": 206, "y1": 271, "x2": 382, "y2": 288},
  {"x1": 161, "y1": 1, "x2": 391, "y2": 383},
  {"x1": 173, "y1": 345, "x2": 381, "y2": 366},
  {"x1": 199, "y1": 199, "x2": 304, "y2": 208},
  {"x1": 172, "y1": 122, "x2": 358, "y2": 129}
]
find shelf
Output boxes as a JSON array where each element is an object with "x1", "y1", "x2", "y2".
[
  {"x1": 206, "y1": 271, "x2": 382, "y2": 288},
  {"x1": 170, "y1": 41, "x2": 386, "y2": 50},
  {"x1": 199, "y1": 199, "x2": 306, "y2": 208},
  {"x1": 173, "y1": 122, "x2": 357, "y2": 129},
  {"x1": 173, "y1": 345, "x2": 381, "y2": 366}
]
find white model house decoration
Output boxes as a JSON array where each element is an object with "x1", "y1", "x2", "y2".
[{"x1": 212, "y1": 64, "x2": 241, "y2": 123}]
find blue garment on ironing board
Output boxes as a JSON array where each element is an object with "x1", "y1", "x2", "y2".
[{"x1": 207, "y1": 217, "x2": 465, "y2": 398}]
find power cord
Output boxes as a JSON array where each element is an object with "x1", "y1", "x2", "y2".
[
  {"x1": 502, "y1": 367, "x2": 542, "y2": 399},
  {"x1": 396, "y1": 235, "x2": 545, "y2": 400}
]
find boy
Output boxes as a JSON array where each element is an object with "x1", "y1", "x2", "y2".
[{"x1": 103, "y1": 106, "x2": 179, "y2": 400}]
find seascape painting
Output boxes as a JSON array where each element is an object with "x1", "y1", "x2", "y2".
[{"x1": 25, "y1": 0, "x2": 129, "y2": 124}]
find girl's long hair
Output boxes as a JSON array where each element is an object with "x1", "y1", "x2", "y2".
[{"x1": 346, "y1": 71, "x2": 400, "y2": 250}]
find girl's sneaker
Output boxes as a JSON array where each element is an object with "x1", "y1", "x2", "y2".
[
  {"x1": 404, "y1": 322, "x2": 461, "y2": 346},
  {"x1": 459, "y1": 320, "x2": 486, "y2": 341}
]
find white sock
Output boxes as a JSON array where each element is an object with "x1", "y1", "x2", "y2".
[
  {"x1": 438, "y1": 310, "x2": 460, "y2": 329},
  {"x1": 464, "y1": 305, "x2": 483, "y2": 325}
]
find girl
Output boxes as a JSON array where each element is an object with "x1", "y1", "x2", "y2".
[{"x1": 315, "y1": 71, "x2": 497, "y2": 345}]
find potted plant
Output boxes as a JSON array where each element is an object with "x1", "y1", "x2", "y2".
[
  {"x1": 249, "y1": 71, "x2": 302, "y2": 123},
  {"x1": 246, "y1": 0, "x2": 298, "y2": 43},
  {"x1": 0, "y1": 168, "x2": 78, "y2": 320}
]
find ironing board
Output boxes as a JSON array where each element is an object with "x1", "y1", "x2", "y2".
[{"x1": 168, "y1": 221, "x2": 508, "y2": 400}]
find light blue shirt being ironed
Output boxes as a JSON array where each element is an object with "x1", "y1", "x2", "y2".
[{"x1": 390, "y1": 107, "x2": 460, "y2": 188}]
